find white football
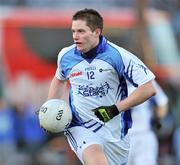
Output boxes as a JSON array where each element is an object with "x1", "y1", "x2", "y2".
[{"x1": 39, "y1": 99, "x2": 72, "y2": 133}]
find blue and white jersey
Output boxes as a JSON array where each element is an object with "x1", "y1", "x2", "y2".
[{"x1": 55, "y1": 36, "x2": 155, "y2": 140}]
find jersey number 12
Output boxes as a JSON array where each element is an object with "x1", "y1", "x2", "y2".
[{"x1": 87, "y1": 71, "x2": 95, "y2": 80}]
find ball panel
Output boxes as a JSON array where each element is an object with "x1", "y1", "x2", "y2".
[{"x1": 39, "y1": 99, "x2": 72, "y2": 133}]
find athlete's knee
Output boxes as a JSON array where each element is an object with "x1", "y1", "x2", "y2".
[{"x1": 82, "y1": 144, "x2": 109, "y2": 165}]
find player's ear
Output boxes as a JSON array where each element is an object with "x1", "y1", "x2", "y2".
[{"x1": 94, "y1": 28, "x2": 101, "y2": 37}]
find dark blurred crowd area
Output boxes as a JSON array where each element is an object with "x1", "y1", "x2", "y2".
[
  {"x1": 0, "y1": 0, "x2": 180, "y2": 165},
  {"x1": 0, "y1": 98, "x2": 81, "y2": 165}
]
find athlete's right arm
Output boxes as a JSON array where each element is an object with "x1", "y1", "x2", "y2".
[{"x1": 47, "y1": 76, "x2": 67, "y2": 100}]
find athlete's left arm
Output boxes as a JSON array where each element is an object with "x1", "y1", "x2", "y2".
[
  {"x1": 116, "y1": 80, "x2": 156, "y2": 112},
  {"x1": 93, "y1": 48, "x2": 157, "y2": 122},
  {"x1": 93, "y1": 80, "x2": 156, "y2": 122}
]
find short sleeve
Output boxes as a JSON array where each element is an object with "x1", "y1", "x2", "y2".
[
  {"x1": 55, "y1": 48, "x2": 68, "y2": 81},
  {"x1": 119, "y1": 48, "x2": 155, "y2": 87}
]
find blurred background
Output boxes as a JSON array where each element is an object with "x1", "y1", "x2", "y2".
[{"x1": 0, "y1": 0, "x2": 179, "y2": 165}]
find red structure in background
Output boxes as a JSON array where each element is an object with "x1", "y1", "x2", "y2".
[
  {"x1": 4, "y1": 27, "x2": 55, "y2": 81},
  {"x1": 2, "y1": 9, "x2": 72, "y2": 81}
]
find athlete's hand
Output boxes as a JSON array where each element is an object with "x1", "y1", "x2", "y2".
[
  {"x1": 35, "y1": 109, "x2": 51, "y2": 133},
  {"x1": 151, "y1": 117, "x2": 162, "y2": 131},
  {"x1": 92, "y1": 105, "x2": 119, "y2": 122},
  {"x1": 40, "y1": 126, "x2": 52, "y2": 134},
  {"x1": 35, "y1": 109, "x2": 40, "y2": 116}
]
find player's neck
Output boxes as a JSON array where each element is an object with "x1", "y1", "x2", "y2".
[{"x1": 82, "y1": 36, "x2": 102, "y2": 59}]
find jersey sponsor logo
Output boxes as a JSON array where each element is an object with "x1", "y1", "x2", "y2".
[
  {"x1": 99, "y1": 68, "x2": 113, "y2": 72},
  {"x1": 85, "y1": 66, "x2": 96, "y2": 71},
  {"x1": 70, "y1": 71, "x2": 82, "y2": 78},
  {"x1": 78, "y1": 82, "x2": 112, "y2": 97}
]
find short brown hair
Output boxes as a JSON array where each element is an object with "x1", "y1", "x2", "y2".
[{"x1": 72, "y1": 8, "x2": 103, "y2": 32}]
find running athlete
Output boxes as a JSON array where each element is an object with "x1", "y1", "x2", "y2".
[
  {"x1": 47, "y1": 8, "x2": 156, "y2": 165},
  {"x1": 127, "y1": 81, "x2": 168, "y2": 165}
]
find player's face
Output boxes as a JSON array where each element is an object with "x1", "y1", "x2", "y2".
[{"x1": 72, "y1": 20, "x2": 100, "y2": 53}]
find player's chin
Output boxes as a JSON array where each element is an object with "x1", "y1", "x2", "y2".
[
  {"x1": 76, "y1": 47, "x2": 83, "y2": 52},
  {"x1": 76, "y1": 45, "x2": 85, "y2": 52}
]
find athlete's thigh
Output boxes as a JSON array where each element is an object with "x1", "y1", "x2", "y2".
[
  {"x1": 83, "y1": 144, "x2": 109, "y2": 165},
  {"x1": 104, "y1": 136, "x2": 130, "y2": 165},
  {"x1": 64, "y1": 126, "x2": 104, "y2": 163}
]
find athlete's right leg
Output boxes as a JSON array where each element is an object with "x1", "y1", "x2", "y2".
[
  {"x1": 82, "y1": 144, "x2": 109, "y2": 165},
  {"x1": 64, "y1": 126, "x2": 108, "y2": 165}
]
